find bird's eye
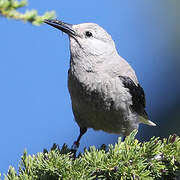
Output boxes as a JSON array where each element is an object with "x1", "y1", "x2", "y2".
[{"x1": 85, "y1": 31, "x2": 93, "y2": 37}]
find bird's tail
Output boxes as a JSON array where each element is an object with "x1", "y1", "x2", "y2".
[
  {"x1": 139, "y1": 115, "x2": 156, "y2": 126},
  {"x1": 139, "y1": 110, "x2": 156, "y2": 126}
]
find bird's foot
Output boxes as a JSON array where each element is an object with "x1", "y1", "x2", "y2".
[
  {"x1": 71, "y1": 141, "x2": 80, "y2": 151},
  {"x1": 70, "y1": 141, "x2": 80, "y2": 158},
  {"x1": 122, "y1": 136, "x2": 126, "y2": 141}
]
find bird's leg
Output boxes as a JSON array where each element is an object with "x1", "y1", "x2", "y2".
[{"x1": 71, "y1": 127, "x2": 87, "y2": 151}]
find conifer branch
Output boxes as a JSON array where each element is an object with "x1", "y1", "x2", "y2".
[
  {"x1": 0, "y1": 0, "x2": 55, "y2": 25},
  {"x1": 2, "y1": 130, "x2": 180, "y2": 179}
]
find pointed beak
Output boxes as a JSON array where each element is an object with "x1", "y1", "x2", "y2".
[{"x1": 44, "y1": 19, "x2": 76, "y2": 36}]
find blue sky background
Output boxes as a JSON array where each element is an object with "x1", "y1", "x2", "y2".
[{"x1": 0, "y1": 0, "x2": 179, "y2": 175}]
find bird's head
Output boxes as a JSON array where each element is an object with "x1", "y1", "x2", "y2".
[{"x1": 44, "y1": 19, "x2": 116, "y2": 59}]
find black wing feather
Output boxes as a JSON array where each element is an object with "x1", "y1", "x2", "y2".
[{"x1": 119, "y1": 76, "x2": 147, "y2": 116}]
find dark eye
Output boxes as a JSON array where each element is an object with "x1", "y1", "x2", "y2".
[{"x1": 85, "y1": 31, "x2": 93, "y2": 37}]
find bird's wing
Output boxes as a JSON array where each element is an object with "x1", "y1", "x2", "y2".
[
  {"x1": 119, "y1": 76, "x2": 146, "y2": 116},
  {"x1": 118, "y1": 75, "x2": 156, "y2": 126}
]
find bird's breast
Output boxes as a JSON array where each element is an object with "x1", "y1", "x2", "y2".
[
  {"x1": 68, "y1": 69, "x2": 112, "y2": 111},
  {"x1": 67, "y1": 69, "x2": 138, "y2": 135}
]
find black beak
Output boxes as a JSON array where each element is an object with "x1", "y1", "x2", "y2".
[{"x1": 44, "y1": 19, "x2": 76, "y2": 36}]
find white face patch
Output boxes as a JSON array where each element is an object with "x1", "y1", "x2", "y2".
[{"x1": 70, "y1": 23, "x2": 116, "y2": 57}]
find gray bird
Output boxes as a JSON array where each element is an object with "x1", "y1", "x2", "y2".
[{"x1": 44, "y1": 19, "x2": 156, "y2": 148}]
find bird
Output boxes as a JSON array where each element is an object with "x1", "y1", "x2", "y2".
[{"x1": 44, "y1": 19, "x2": 156, "y2": 149}]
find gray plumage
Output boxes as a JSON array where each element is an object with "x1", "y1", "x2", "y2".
[{"x1": 44, "y1": 19, "x2": 156, "y2": 141}]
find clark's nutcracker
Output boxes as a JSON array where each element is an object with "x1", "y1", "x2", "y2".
[{"x1": 44, "y1": 19, "x2": 156, "y2": 148}]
